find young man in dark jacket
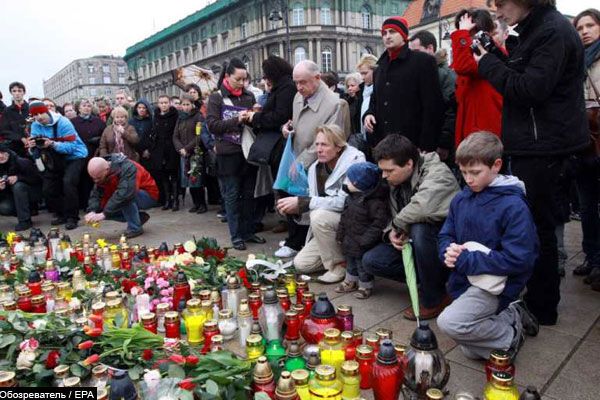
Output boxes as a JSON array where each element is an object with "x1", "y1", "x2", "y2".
[
  {"x1": 0, "y1": 82, "x2": 29, "y2": 157},
  {"x1": 0, "y1": 145, "x2": 42, "y2": 231},
  {"x1": 363, "y1": 17, "x2": 445, "y2": 152},
  {"x1": 475, "y1": 0, "x2": 589, "y2": 325},
  {"x1": 85, "y1": 154, "x2": 159, "y2": 238}
]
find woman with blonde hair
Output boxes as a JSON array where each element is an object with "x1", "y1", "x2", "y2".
[
  {"x1": 276, "y1": 124, "x2": 365, "y2": 283},
  {"x1": 98, "y1": 106, "x2": 140, "y2": 161}
]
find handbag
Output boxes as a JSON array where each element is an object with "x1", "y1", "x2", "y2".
[
  {"x1": 40, "y1": 124, "x2": 65, "y2": 172},
  {"x1": 247, "y1": 131, "x2": 283, "y2": 166},
  {"x1": 586, "y1": 72, "x2": 600, "y2": 157}
]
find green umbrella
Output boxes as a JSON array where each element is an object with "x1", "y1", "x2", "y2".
[{"x1": 402, "y1": 242, "x2": 420, "y2": 326}]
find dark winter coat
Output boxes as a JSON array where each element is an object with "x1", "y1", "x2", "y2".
[
  {"x1": 364, "y1": 46, "x2": 445, "y2": 151},
  {"x1": 206, "y1": 86, "x2": 255, "y2": 155},
  {"x1": 478, "y1": 5, "x2": 589, "y2": 156},
  {"x1": 128, "y1": 99, "x2": 154, "y2": 153},
  {"x1": 172, "y1": 109, "x2": 204, "y2": 155},
  {"x1": 0, "y1": 102, "x2": 29, "y2": 157},
  {"x1": 336, "y1": 181, "x2": 391, "y2": 258},
  {"x1": 71, "y1": 115, "x2": 106, "y2": 158},
  {"x1": 150, "y1": 106, "x2": 179, "y2": 171},
  {"x1": 438, "y1": 176, "x2": 539, "y2": 312},
  {"x1": 0, "y1": 150, "x2": 41, "y2": 187}
]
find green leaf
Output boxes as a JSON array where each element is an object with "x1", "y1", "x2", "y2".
[
  {"x1": 179, "y1": 391, "x2": 194, "y2": 400},
  {"x1": 70, "y1": 363, "x2": 87, "y2": 377},
  {"x1": 0, "y1": 334, "x2": 16, "y2": 349},
  {"x1": 128, "y1": 368, "x2": 140, "y2": 381},
  {"x1": 168, "y1": 364, "x2": 186, "y2": 379},
  {"x1": 205, "y1": 379, "x2": 219, "y2": 395},
  {"x1": 254, "y1": 393, "x2": 271, "y2": 400},
  {"x1": 32, "y1": 363, "x2": 45, "y2": 374}
]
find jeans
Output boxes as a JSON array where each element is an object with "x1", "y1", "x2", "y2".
[
  {"x1": 219, "y1": 172, "x2": 257, "y2": 243},
  {"x1": 106, "y1": 190, "x2": 158, "y2": 232},
  {"x1": 42, "y1": 158, "x2": 85, "y2": 220},
  {"x1": 362, "y1": 223, "x2": 448, "y2": 308},
  {"x1": 575, "y1": 161, "x2": 600, "y2": 262},
  {"x1": 0, "y1": 182, "x2": 41, "y2": 222},
  {"x1": 509, "y1": 156, "x2": 563, "y2": 325},
  {"x1": 345, "y1": 255, "x2": 374, "y2": 288}
]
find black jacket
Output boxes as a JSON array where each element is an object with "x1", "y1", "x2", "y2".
[
  {"x1": 0, "y1": 150, "x2": 41, "y2": 187},
  {"x1": 150, "y1": 106, "x2": 179, "y2": 171},
  {"x1": 336, "y1": 181, "x2": 391, "y2": 258},
  {"x1": 478, "y1": 5, "x2": 589, "y2": 156},
  {"x1": 71, "y1": 115, "x2": 106, "y2": 158},
  {"x1": 0, "y1": 102, "x2": 29, "y2": 157},
  {"x1": 364, "y1": 47, "x2": 445, "y2": 151},
  {"x1": 250, "y1": 75, "x2": 296, "y2": 133}
]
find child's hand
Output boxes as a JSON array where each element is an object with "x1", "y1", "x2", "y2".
[{"x1": 444, "y1": 243, "x2": 466, "y2": 268}]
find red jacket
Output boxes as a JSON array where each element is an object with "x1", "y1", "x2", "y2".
[
  {"x1": 451, "y1": 30, "x2": 504, "y2": 147},
  {"x1": 98, "y1": 160, "x2": 158, "y2": 212}
]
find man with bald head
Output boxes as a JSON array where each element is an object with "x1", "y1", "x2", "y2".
[{"x1": 85, "y1": 154, "x2": 159, "y2": 238}]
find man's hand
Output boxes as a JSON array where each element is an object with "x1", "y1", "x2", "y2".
[
  {"x1": 277, "y1": 196, "x2": 300, "y2": 215},
  {"x1": 142, "y1": 150, "x2": 151, "y2": 159},
  {"x1": 84, "y1": 212, "x2": 106, "y2": 224},
  {"x1": 473, "y1": 42, "x2": 488, "y2": 64},
  {"x1": 282, "y1": 120, "x2": 293, "y2": 139},
  {"x1": 389, "y1": 229, "x2": 408, "y2": 251},
  {"x1": 179, "y1": 149, "x2": 187, "y2": 157},
  {"x1": 40, "y1": 138, "x2": 53, "y2": 148},
  {"x1": 7, "y1": 176, "x2": 17, "y2": 185},
  {"x1": 444, "y1": 243, "x2": 466, "y2": 268},
  {"x1": 364, "y1": 115, "x2": 376, "y2": 133},
  {"x1": 459, "y1": 13, "x2": 476, "y2": 31},
  {"x1": 0, "y1": 181, "x2": 6, "y2": 191}
]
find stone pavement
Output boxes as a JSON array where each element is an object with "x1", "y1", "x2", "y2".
[{"x1": 2, "y1": 205, "x2": 599, "y2": 399}]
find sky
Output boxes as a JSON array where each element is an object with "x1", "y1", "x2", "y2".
[{"x1": 0, "y1": 0, "x2": 594, "y2": 101}]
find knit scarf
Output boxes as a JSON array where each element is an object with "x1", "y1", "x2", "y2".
[
  {"x1": 222, "y1": 79, "x2": 243, "y2": 97},
  {"x1": 113, "y1": 124, "x2": 125, "y2": 154},
  {"x1": 585, "y1": 39, "x2": 600, "y2": 71}
]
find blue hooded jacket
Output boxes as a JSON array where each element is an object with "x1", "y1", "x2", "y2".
[
  {"x1": 30, "y1": 112, "x2": 88, "y2": 160},
  {"x1": 438, "y1": 175, "x2": 539, "y2": 311}
]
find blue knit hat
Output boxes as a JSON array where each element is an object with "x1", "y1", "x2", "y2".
[{"x1": 346, "y1": 162, "x2": 381, "y2": 192}]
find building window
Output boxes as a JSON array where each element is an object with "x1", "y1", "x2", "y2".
[
  {"x1": 241, "y1": 20, "x2": 249, "y2": 39},
  {"x1": 294, "y1": 46, "x2": 307, "y2": 65},
  {"x1": 321, "y1": 47, "x2": 332, "y2": 72},
  {"x1": 102, "y1": 64, "x2": 110, "y2": 73},
  {"x1": 90, "y1": 88, "x2": 97, "y2": 96},
  {"x1": 212, "y1": 38, "x2": 218, "y2": 54},
  {"x1": 118, "y1": 77, "x2": 126, "y2": 84},
  {"x1": 89, "y1": 77, "x2": 96, "y2": 84},
  {"x1": 223, "y1": 34, "x2": 229, "y2": 50},
  {"x1": 202, "y1": 43, "x2": 208, "y2": 57},
  {"x1": 103, "y1": 76, "x2": 111, "y2": 84},
  {"x1": 87, "y1": 64, "x2": 94, "y2": 73},
  {"x1": 361, "y1": 5, "x2": 372, "y2": 29},
  {"x1": 117, "y1": 66, "x2": 125, "y2": 74},
  {"x1": 321, "y1": 3, "x2": 332, "y2": 25},
  {"x1": 292, "y1": 3, "x2": 304, "y2": 26},
  {"x1": 105, "y1": 88, "x2": 112, "y2": 95},
  {"x1": 192, "y1": 31, "x2": 199, "y2": 42}
]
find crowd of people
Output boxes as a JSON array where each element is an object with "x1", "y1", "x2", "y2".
[{"x1": 0, "y1": 0, "x2": 598, "y2": 363}]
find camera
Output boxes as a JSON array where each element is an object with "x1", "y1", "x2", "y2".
[
  {"x1": 471, "y1": 30, "x2": 508, "y2": 62},
  {"x1": 33, "y1": 137, "x2": 46, "y2": 148}
]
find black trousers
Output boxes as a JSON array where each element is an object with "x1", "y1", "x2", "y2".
[
  {"x1": 0, "y1": 182, "x2": 41, "y2": 222},
  {"x1": 509, "y1": 156, "x2": 565, "y2": 325},
  {"x1": 276, "y1": 190, "x2": 309, "y2": 251},
  {"x1": 43, "y1": 158, "x2": 85, "y2": 220}
]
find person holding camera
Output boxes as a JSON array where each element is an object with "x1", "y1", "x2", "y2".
[
  {"x1": 27, "y1": 100, "x2": 88, "y2": 230},
  {"x1": 475, "y1": 0, "x2": 589, "y2": 326},
  {"x1": 0, "y1": 145, "x2": 41, "y2": 231},
  {"x1": 451, "y1": 8, "x2": 505, "y2": 148}
]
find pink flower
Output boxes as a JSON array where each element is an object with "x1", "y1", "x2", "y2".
[
  {"x1": 168, "y1": 287, "x2": 174, "y2": 295},
  {"x1": 159, "y1": 289, "x2": 170, "y2": 297},
  {"x1": 160, "y1": 297, "x2": 170, "y2": 304},
  {"x1": 19, "y1": 338, "x2": 39, "y2": 352},
  {"x1": 156, "y1": 277, "x2": 169, "y2": 289}
]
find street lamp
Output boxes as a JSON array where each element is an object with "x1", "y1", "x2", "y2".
[{"x1": 268, "y1": 0, "x2": 292, "y2": 63}]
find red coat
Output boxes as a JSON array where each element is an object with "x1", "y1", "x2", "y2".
[{"x1": 451, "y1": 30, "x2": 504, "y2": 147}]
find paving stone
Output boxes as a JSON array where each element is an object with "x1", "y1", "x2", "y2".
[
  {"x1": 545, "y1": 340, "x2": 600, "y2": 400},
  {"x1": 585, "y1": 318, "x2": 600, "y2": 345}
]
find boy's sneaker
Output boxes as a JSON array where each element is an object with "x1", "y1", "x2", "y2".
[
  {"x1": 511, "y1": 300, "x2": 539, "y2": 337},
  {"x1": 275, "y1": 246, "x2": 297, "y2": 258},
  {"x1": 507, "y1": 324, "x2": 525, "y2": 361}
]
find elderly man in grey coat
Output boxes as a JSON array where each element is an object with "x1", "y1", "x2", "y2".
[{"x1": 274, "y1": 60, "x2": 350, "y2": 260}]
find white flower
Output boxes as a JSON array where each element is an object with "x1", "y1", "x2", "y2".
[
  {"x1": 32, "y1": 319, "x2": 47, "y2": 330},
  {"x1": 183, "y1": 241, "x2": 197, "y2": 253},
  {"x1": 16, "y1": 350, "x2": 37, "y2": 370},
  {"x1": 69, "y1": 297, "x2": 81, "y2": 311},
  {"x1": 143, "y1": 369, "x2": 161, "y2": 390}
]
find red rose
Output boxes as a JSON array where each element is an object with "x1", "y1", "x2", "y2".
[
  {"x1": 238, "y1": 268, "x2": 251, "y2": 289},
  {"x1": 45, "y1": 350, "x2": 60, "y2": 369},
  {"x1": 168, "y1": 354, "x2": 186, "y2": 364},
  {"x1": 178, "y1": 378, "x2": 196, "y2": 391},
  {"x1": 185, "y1": 355, "x2": 199, "y2": 366},
  {"x1": 78, "y1": 340, "x2": 94, "y2": 350},
  {"x1": 82, "y1": 354, "x2": 100, "y2": 366},
  {"x1": 142, "y1": 349, "x2": 153, "y2": 361}
]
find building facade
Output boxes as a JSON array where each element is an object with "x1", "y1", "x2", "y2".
[
  {"x1": 124, "y1": 0, "x2": 411, "y2": 102},
  {"x1": 43, "y1": 56, "x2": 128, "y2": 105}
]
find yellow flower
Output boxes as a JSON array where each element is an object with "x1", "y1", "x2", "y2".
[
  {"x1": 110, "y1": 244, "x2": 118, "y2": 251},
  {"x1": 96, "y1": 239, "x2": 108, "y2": 248},
  {"x1": 6, "y1": 232, "x2": 17, "y2": 246}
]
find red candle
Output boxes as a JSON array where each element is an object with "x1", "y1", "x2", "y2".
[
  {"x1": 30, "y1": 295, "x2": 46, "y2": 313},
  {"x1": 278, "y1": 292, "x2": 291, "y2": 312},
  {"x1": 141, "y1": 313, "x2": 158, "y2": 334},
  {"x1": 284, "y1": 311, "x2": 301, "y2": 341},
  {"x1": 295, "y1": 281, "x2": 308, "y2": 305},
  {"x1": 16, "y1": 288, "x2": 32, "y2": 312},
  {"x1": 201, "y1": 320, "x2": 220, "y2": 354},
  {"x1": 356, "y1": 345, "x2": 375, "y2": 389},
  {"x1": 164, "y1": 312, "x2": 181, "y2": 339},
  {"x1": 301, "y1": 292, "x2": 314, "y2": 317},
  {"x1": 342, "y1": 331, "x2": 356, "y2": 360},
  {"x1": 485, "y1": 349, "x2": 515, "y2": 382},
  {"x1": 248, "y1": 293, "x2": 262, "y2": 320},
  {"x1": 371, "y1": 340, "x2": 403, "y2": 400}
]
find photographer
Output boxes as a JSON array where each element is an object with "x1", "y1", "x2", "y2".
[
  {"x1": 451, "y1": 8, "x2": 505, "y2": 148},
  {"x1": 0, "y1": 145, "x2": 41, "y2": 231},
  {"x1": 27, "y1": 101, "x2": 88, "y2": 230},
  {"x1": 475, "y1": 0, "x2": 589, "y2": 325}
]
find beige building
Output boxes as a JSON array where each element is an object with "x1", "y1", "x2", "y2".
[
  {"x1": 43, "y1": 55, "x2": 128, "y2": 105},
  {"x1": 124, "y1": 0, "x2": 412, "y2": 102}
]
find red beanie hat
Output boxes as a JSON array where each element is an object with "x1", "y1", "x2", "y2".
[
  {"x1": 382, "y1": 17, "x2": 410, "y2": 41},
  {"x1": 29, "y1": 100, "x2": 49, "y2": 116}
]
